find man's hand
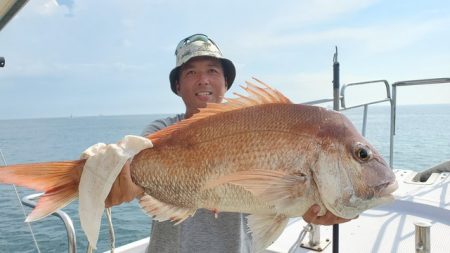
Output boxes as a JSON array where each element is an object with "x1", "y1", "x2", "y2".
[
  {"x1": 105, "y1": 160, "x2": 145, "y2": 208},
  {"x1": 303, "y1": 205, "x2": 354, "y2": 225}
]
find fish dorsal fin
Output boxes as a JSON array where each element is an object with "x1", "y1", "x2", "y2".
[
  {"x1": 225, "y1": 77, "x2": 292, "y2": 109},
  {"x1": 148, "y1": 78, "x2": 292, "y2": 143}
]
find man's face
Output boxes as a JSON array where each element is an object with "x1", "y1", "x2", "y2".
[{"x1": 176, "y1": 57, "x2": 227, "y2": 114}]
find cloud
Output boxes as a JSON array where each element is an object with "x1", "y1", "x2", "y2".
[
  {"x1": 232, "y1": 16, "x2": 450, "y2": 56},
  {"x1": 353, "y1": 18, "x2": 450, "y2": 53},
  {"x1": 28, "y1": 0, "x2": 60, "y2": 16},
  {"x1": 233, "y1": 71, "x2": 334, "y2": 104},
  {"x1": 1, "y1": 0, "x2": 449, "y2": 119},
  {"x1": 56, "y1": 0, "x2": 75, "y2": 17},
  {"x1": 265, "y1": 0, "x2": 378, "y2": 30}
]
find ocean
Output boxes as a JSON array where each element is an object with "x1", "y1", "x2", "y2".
[{"x1": 0, "y1": 105, "x2": 449, "y2": 253}]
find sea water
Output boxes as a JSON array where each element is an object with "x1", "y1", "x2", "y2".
[
  {"x1": 0, "y1": 114, "x2": 163, "y2": 253},
  {"x1": 0, "y1": 105, "x2": 449, "y2": 252}
]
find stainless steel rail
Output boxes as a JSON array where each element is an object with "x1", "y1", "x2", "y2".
[
  {"x1": 390, "y1": 78, "x2": 450, "y2": 168},
  {"x1": 339, "y1": 77, "x2": 450, "y2": 168},
  {"x1": 340, "y1": 80, "x2": 392, "y2": 138},
  {"x1": 340, "y1": 80, "x2": 391, "y2": 110},
  {"x1": 21, "y1": 193, "x2": 77, "y2": 253}
]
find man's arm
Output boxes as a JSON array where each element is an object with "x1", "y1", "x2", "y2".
[
  {"x1": 105, "y1": 161, "x2": 144, "y2": 208},
  {"x1": 106, "y1": 115, "x2": 184, "y2": 207}
]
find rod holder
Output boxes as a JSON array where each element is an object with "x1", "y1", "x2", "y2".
[
  {"x1": 414, "y1": 221, "x2": 431, "y2": 253},
  {"x1": 300, "y1": 224, "x2": 331, "y2": 251}
]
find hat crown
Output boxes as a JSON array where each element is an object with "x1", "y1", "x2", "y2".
[{"x1": 175, "y1": 36, "x2": 223, "y2": 67}]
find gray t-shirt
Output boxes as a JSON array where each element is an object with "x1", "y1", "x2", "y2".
[{"x1": 143, "y1": 114, "x2": 252, "y2": 253}]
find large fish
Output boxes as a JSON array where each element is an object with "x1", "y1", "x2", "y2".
[{"x1": 0, "y1": 80, "x2": 398, "y2": 251}]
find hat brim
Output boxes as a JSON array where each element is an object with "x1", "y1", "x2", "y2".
[{"x1": 169, "y1": 57, "x2": 236, "y2": 95}]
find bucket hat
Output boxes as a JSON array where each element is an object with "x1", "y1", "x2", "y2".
[{"x1": 169, "y1": 34, "x2": 236, "y2": 94}]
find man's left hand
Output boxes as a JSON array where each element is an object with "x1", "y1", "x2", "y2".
[{"x1": 303, "y1": 205, "x2": 354, "y2": 225}]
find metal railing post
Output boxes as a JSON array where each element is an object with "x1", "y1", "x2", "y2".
[
  {"x1": 415, "y1": 221, "x2": 431, "y2": 253},
  {"x1": 390, "y1": 85, "x2": 397, "y2": 168},
  {"x1": 22, "y1": 193, "x2": 77, "y2": 253}
]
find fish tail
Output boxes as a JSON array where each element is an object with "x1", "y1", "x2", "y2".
[{"x1": 0, "y1": 160, "x2": 85, "y2": 222}]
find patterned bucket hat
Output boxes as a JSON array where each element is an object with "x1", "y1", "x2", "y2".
[{"x1": 169, "y1": 34, "x2": 236, "y2": 94}]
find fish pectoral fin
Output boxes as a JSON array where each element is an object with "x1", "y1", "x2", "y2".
[
  {"x1": 139, "y1": 194, "x2": 195, "y2": 225},
  {"x1": 204, "y1": 169, "x2": 308, "y2": 208},
  {"x1": 247, "y1": 213, "x2": 289, "y2": 252}
]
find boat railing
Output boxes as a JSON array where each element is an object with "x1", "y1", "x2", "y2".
[
  {"x1": 339, "y1": 77, "x2": 450, "y2": 169},
  {"x1": 303, "y1": 79, "x2": 392, "y2": 137},
  {"x1": 21, "y1": 193, "x2": 77, "y2": 253},
  {"x1": 304, "y1": 79, "x2": 392, "y2": 138},
  {"x1": 340, "y1": 80, "x2": 392, "y2": 137},
  {"x1": 390, "y1": 77, "x2": 450, "y2": 168}
]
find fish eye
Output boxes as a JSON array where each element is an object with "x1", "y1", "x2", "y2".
[
  {"x1": 357, "y1": 148, "x2": 369, "y2": 160},
  {"x1": 353, "y1": 143, "x2": 372, "y2": 162}
]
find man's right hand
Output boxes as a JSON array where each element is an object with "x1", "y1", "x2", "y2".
[{"x1": 105, "y1": 160, "x2": 145, "y2": 207}]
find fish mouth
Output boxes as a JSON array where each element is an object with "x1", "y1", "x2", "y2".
[{"x1": 375, "y1": 180, "x2": 399, "y2": 197}]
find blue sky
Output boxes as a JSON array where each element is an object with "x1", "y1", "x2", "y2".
[{"x1": 0, "y1": 0, "x2": 449, "y2": 119}]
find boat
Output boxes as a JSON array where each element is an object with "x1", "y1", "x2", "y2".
[{"x1": 1, "y1": 2, "x2": 449, "y2": 253}]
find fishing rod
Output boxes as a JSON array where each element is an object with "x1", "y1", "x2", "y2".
[
  {"x1": 289, "y1": 46, "x2": 341, "y2": 253},
  {"x1": 332, "y1": 46, "x2": 340, "y2": 253}
]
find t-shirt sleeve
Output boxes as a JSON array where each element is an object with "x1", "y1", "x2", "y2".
[
  {"x1": 141, "y1": 119, "x2": 168, "y2": 136},
  {"x1": 141, "y1": 114, "x2": 184, "y2": 137}
]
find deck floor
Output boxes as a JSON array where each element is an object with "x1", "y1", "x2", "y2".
[{"x1": 266, "y1": 169, "x2": 450, "y2": 253}]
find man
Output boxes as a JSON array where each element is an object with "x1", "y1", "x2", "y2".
[{"x1": 107, "y1": 34, "x2": 350, "y2": 253}]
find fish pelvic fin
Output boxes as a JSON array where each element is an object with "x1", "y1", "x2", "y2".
[
  {"x1": 0, "y1": 160, "x2": 85, "y2": 222},
  {"x1": 204, "y1": 169, "x2": 308, "y2": 210},
  {"x1": 146, "y1": 78, "x2": 292, "y2": 143},
  {"x1": 139, "y1": 194, "x2": 196, "y2": 225},
  {"x1": 247, "y1": 213, "x2": 289, "y2": 252}
]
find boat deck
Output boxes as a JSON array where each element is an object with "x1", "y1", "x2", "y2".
[
  {"x1": 266, "y1": 169, "x2": 450, "y2": 253},
  {"x1": 107, "y1": 169, "x2": 450, "y2": 253}
]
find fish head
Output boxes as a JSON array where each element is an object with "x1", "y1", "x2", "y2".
[{"x1": 312, "y1": 111, "x2": 398, "y2": 219}]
